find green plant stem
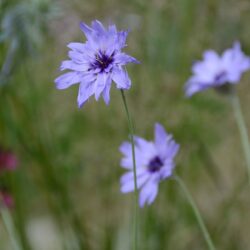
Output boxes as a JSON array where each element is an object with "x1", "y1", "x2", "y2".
[
  {"x1": 1, "y1": 207, "x2": 21, "y2": 250},
  {"x1": 174, "y1": 175, "x2": 216, "y2": 250},
  {"x1": 230, "y1": 91, "x2": 250, "y2": 182},
  {"x1": 120, "y1": 90, "x2": 138, "y2": 250}
]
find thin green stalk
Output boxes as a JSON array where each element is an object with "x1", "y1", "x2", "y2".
[
  {"x1": 120, "y1": 90, "x2": 138, "y2": 250},
  {"x1": 174, "y1": 175, "x2": 216, "y2": 250},
  {"x1": 230, "y1": 91, "x2": 250, "y2": 182},
  {"x1": 1, "y1": 207, "x2": 21, "y2": 250}
]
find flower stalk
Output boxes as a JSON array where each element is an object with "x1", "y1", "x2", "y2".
[
  {"x1": 120, "y1": 89, "x2": 138, "y2": 250},
  {"x1": 174, "y1": 175, "x2": 216, "y2": 250},
  {"x1": 230, "y1": 90, "x2": 250, "y2": 182}
]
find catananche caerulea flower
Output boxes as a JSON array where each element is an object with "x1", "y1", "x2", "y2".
[
  {"x1": 55, "y1": 20, "x2": 139, "y2": 107},
  {"x1": 185, "y1": 42, "x2": 250, "y2": 97},
  {"x1": 120, "y1": 123, "x2": 179, "y2": 207}
]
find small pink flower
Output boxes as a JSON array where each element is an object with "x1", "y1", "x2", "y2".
[
  {"x1": 0, "y1": 150, "x2": 18, "y2": 171},
  {"x1": 1, "y1": 191, "x2": 14, "y2": 209}
]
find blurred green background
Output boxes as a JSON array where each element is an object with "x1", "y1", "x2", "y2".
[{"x1": 1, "y1": 0, "x2": 250, "y2": 249}]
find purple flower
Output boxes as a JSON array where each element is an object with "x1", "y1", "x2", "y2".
[
  {"x1": 0, "y1": 191, "x2": 14, "y2": 209},
  {"x1": 55, "y1": 20, "x2": 139, "y2": 107},
  {"x1": 185, "y1": 42, "x2": 250, "y2": 97},
  {"x1": 120, "y1": 123, "x2": 179, "y2": 207},
  {"x1": 0, "y1": 150, "x2": 18, "y2": 172}
]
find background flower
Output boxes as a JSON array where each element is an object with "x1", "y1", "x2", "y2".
[
  {"x1": 0, "y1": 149, "x2": 18, "y2": 172},
  {"x1": 120, "y1": 123, "x2": 179, "y2": 207},
  {"x1": 0, "y1": 190, "x2": 14, "y2": 209},
  {"x1": 185, "y1": 42, "x2": 250, "y2": 97},
  {"x1": 55, "y1": 20, "x2": 139, "y2": 107}
]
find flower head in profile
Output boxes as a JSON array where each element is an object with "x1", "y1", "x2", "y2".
[
  {"x1": 55, "y1": 20, "x2": 139, "y2": 107},
  {"x1": 185, "y1": 42, "x2": 250, "y2": 97},
  {"x1": 120, "y1": 123, "x2": 179, "y2": 207}
]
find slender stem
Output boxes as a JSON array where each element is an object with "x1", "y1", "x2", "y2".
[
  {"x1": 230, "y1": 91, "x2": 250, "y2": 182},
  {"x1": 174, "y1": 175, "x2": 216, "y2": 250},
  {"x1": 1, "y1": 207, "x2": 21, "y2": 250},
  {"x1": 120, "y1": 90, "x2": 138, "y2": 250}
]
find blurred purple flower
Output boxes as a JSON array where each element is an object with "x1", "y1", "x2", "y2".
[
  {"x1": 185, "y1": 42, "x2": 250, "y2": 97},
  {"x1": 55, "y1": 20, "x2": 139, "y2": 107},
  {"x1": 120, "y1": 123, "x2": 179, "y2": 207},
  {"x1": 0, "y1": 191, "x2": 14, "y2": 209},
  {"x1": 0, "y1": 150, "x2": 18, "y2": 171}
]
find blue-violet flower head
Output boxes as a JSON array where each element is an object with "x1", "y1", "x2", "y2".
[
  {"x1": 120, "y1": 123, "x2": 179, "y2": 207},
  {"x1": 185, "y1": 42, "x2": 250, "y2": 97},
  {"x1": 55, "y1": 20, "x2": 139, "y2": 107}
]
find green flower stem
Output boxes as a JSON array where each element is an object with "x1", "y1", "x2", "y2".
[
  {"x1": 1, "y1": 207, "x2": 21, "y2": 250},
  {"x1": 174, "y1": 175, "x2": 216, "y2": 250},
  {"x1": 120, "y1": 90, "x2": 138, "y2": 250},
  {"x1": 230, "y1": 91, "x2": 250, "y2": 182}
]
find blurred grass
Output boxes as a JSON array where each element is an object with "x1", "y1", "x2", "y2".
[{"x1": 1, "y1": 0, "x2": 250, "y2": 249}]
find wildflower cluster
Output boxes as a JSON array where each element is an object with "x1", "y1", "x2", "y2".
[{"x1": 55, "y1": 20, "x2": 250, "y2": 212}]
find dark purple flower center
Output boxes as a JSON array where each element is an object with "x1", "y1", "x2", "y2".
[
  {"x1": 91, "y1": 51, "x2": 114, "y2": 72},
  {"x1": 148, "y1": 156, "x2": 163, "y2": 173},
  {"x1": 215, "y1": 70, "x2": 227, "y2": 83}
]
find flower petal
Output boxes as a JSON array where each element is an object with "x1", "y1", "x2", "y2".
[
  {"x1": 77, "y1": 74, "x2": 96, "y2": 107},
  {"x1": 119, "y1": 142, "x2": 132, "y2": 156},
  {"x1": 154, "y1": 123, "x2": 168, "y2": 147},
  {"x1": 68, "y1": 50, "x2": 87, "y2": 64},
  {"x1": 154, "y1": 123, "x2": 180, "y2": 161},
  {"x1": 203, "y1": 50, "x2": 220, "y2": 62},
  {"x1": 102, "y1": 80, "x2": 112, "y2": 105},
  {"x1": 159, "y1": 164, "x2": 174, "y2": 179},
  {"x1": 222, "y1": 42, "x2": 250, "y2": 83},
  {"x1": 139, "y1": 181, "x2": 158, "y2": 207},
  {"x1": 91, "y1": 20, "x2": 106, "y2": 34},
  {"x1": 116, "y1": 30, "x2": 128, "y2": 49},
  {"x1": 114, "y1": 53, "x2": 140, "y2": 65},
  {"x1": 67, "y1": 42, "x2": 85, "y2": 52},
  {"x1": 120, "y1": 170, "x2": 149, "y2": 193},
  {"x1": 94, "y1": 73, "x2": 110, "y2": 101},
  {"x1": 55, "y1": 72, "x2": 81, "y2": 90},
  {"x1": 60, "y1": 60, "x2": 88, "y2": 71},
  {"x1": 112, "y1": 67, "x2": 131, "y2": 89},
  {"x1": 134, "y1": 136, "x2": 156, "y2": 162},
  {"x1": 79, "y1": 22, "x2": 93, "y2": 39}
]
